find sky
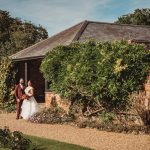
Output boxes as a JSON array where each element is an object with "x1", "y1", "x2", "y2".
[{"x1": 0, "y1": 0, "x2": 150, "y2": 36}]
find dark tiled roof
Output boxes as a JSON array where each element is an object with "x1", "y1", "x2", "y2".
[
  {"x1": 11, "y1": 20, "x2": 150, "y2": 61},
  {"x1": 10, "y1": 21, "x2": 86, "y2": 61},
  {"x1": 79, "y1": 21, "x2": 150, "y2": 42}
]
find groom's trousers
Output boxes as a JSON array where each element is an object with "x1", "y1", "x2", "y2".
[{"x1": 16, "y1": 100, "x2": 23, "y2": 119}]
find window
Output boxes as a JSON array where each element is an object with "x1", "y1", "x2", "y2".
[{"x1": 45, "y1": 80, "x2": 51, "y2": 92}]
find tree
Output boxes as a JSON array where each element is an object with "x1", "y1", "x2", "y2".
[
  {"x1": 0, "y1": 10, "x2": 12, "y2": 55},
  {"x1": 115, "y1": 8, "x2": 150, "y2": 25},
  {"x1": 0, "y1": 10, "x2": 48, "y2": 57}
]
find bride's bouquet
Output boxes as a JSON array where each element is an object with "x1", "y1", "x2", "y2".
[{"x1": 22, "y1": 94, "x2": 29, "y2": 100}]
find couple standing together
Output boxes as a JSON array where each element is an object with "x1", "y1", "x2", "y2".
[{"x1": 15, "y1": 78, "x2": 39, "y2": 120}]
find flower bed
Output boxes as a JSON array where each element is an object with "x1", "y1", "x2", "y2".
[{"x1": 29, "y1": 107, "x2": 74, "y2": 124}]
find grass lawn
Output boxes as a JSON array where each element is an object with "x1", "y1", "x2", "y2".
[{"x1": 25, "y1": 135, "x2": 92, "y2": 150}]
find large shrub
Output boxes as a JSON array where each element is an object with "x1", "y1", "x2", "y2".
[
  {"x1": 0, "y1": 127, "x2": 36, "y2": 150},
  {"x1": 41, "y1": 41, "x2": 150, "y2": 111},
  {"x1": 0, "y1": 57, "x2": 16, "y2": 111}
]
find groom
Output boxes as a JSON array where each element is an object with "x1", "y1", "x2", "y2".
[{"x1": 14, "y1": 78, "x2": 25, "y2": 119}]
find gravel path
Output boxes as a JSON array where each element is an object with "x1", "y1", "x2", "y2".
[{"x1": 0, "y1": 113, "x2": 150, "y2": 150}]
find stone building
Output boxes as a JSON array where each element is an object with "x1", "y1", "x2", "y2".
[{"x1": 10, "y1": 20, "x2": 150, "y2": 103}]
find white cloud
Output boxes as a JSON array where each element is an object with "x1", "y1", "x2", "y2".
[{"x1": 0, "y1": 0, "x2": 111, "y2": 35}]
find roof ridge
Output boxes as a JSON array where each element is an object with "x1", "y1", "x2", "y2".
[
  {"x1": 85, "y1": 20, "x2": 150, "y2": 28},
  {"x1": 72, "y1": 20, "x2": 89, "y2": 41}
]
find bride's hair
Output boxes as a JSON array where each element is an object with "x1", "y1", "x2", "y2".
[{"x1": 28, "y1": 80, "x2": 32, "y2": 86}]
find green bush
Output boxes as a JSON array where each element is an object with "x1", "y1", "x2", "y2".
[
  {"x1": 1, "y1": 100, "x2": 16, "y2": 113},
  {"x1": 41, "y1": 41, "x2": 150, "y2": 111},
  {"x1": 0, "y1": 127, "x2": 36, "y2": 150},
  {"x1": 100, "y1": 111, "x2": 115, "y2": 123},
  {"x1": 0, "y1": 57, "x2": 16, "y2": 102}
]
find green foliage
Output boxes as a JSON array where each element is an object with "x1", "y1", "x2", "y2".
[
  {"x1": 0, "y1": 127, "x2": 36, "y2": 150},
  {"x1": 29, "y1": 107, "x2": 74, "y2": 124},
  {"x1": 115, "y1": 8, "x2": 150, "y2": 25},
  {"x1": 100, "y1": 111, "x2": 115, "y2": 123},
  {"x1": 41, "y1": 41, "x2": 150, "y2": 111},
  {"x1": 0, "y1": 9, "x2": 48, "y2": 57},
  {"x1": 0, "y1": 57, "x2": 16, "y2": 104},
  {"x1": 0, "y1": 100, "x2": 16, "y2": 113}
]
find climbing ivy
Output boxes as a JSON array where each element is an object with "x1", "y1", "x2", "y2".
[{"x1": 0, "y1": 57, "x2": 16, "y2": 103}]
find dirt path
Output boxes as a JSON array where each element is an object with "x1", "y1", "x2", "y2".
[{"x1": 0, "y1": 113, "x2": 149, "y2": 150}]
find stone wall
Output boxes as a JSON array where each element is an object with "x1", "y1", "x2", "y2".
[{"x1": 45, "y1": 92, "x2": 71, "y2": 113}]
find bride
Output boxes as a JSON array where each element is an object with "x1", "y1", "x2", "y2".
[{"x1": 21, "y1": 80, "x2": 39, "y2": 120}]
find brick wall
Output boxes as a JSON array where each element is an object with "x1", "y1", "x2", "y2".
[
  {"x1": 45, "y1": 92, "x2": 70, "y2": 113},
  {"x1": 45, "y1": 92, "x2": 55, "y2": 107}
]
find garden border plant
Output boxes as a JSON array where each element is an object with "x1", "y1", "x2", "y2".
[
  {"x1": 29, "y1": 106, "x2": 74, "y2": 124},
  {"x1": 28, "y1": 106, "x2": 150, "y2": 135}
]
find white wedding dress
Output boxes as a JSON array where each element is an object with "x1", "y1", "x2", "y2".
[{"x1": 21, "y1": 86, "x2": 39, "y2": 120}]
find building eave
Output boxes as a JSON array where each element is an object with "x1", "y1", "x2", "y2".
[{"x1": 11, "y1": 56, "x2": 45, "y2": 62}]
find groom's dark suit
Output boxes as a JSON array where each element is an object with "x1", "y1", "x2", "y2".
[{"x1": 15, "y1": 84, "x2": 25, "y2": 119}]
